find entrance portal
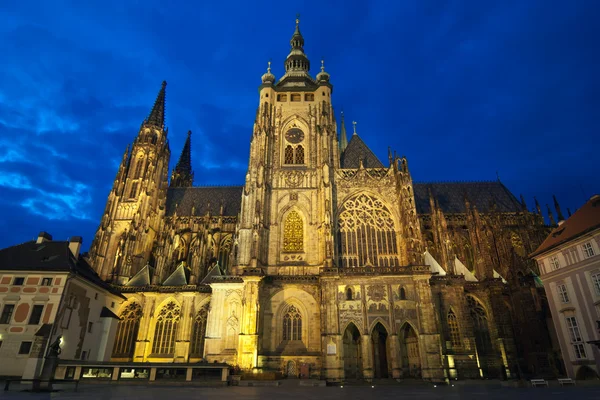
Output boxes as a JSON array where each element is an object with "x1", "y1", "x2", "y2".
[
  {"x1": 371, "y1": 323, "x2": 389, "y2": 378},
  {"x1": 343, "y1": 323, "x2": 362, "y2": 379},
  {"x1": 400, "y1": 323, "x2": 421, "y2": 378}
]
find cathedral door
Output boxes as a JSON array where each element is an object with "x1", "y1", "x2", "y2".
[
  {"x1": 400, "y1": 323, "x2": 421, "y2": 378},
  {"x1": 371, "y1": 323, "x2": 389, "y2": 378},
  {"x1": 343, "y1": 323, "x2": 362, "y2": 379},
  {"x1": 286, "y1": 360, "x2": 297, "y2": 378}
]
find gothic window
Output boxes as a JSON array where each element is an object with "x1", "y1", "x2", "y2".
[
  {"x1": 284, "y1": 145, "x2": 295, "y2": 164},
  {"x1": 282, "y1": 305, "x2": 302, "y2": 341},
  {"x1": 190, "y1": 306, "x2": 208, "y2": 356},
  {"x1": 134, "y1": 158, "x2": 144, "y2": 178},
  {"x1": 151, "y1": 301, "x2": 181, "y2": 355},
  {"x1": 346, "y1": 287, "x2": 353, "y2": 300},
  {"x1": 338, "y1": 194, "x2": 399, "y2": 268},
  {"x1": 218, "y1": 235, "x2": 233, "y2": 272},
  {"x1": 295, "y1": 145, "x2": 305, "y2": 164},
  {"x1": 399, "y1": 287, "x2": 406, "y2": 300},
  {"x1": 447, "y1": 310, "x2": 461, "y2": 347},
  {"x1": 112, "y1": 303, "x2": 142, "y2": 357},
  {"x1": 283, "y1": 211, "x2": 303, "y2": 252},
  {"x1": 129, "y1": 181, "x2": 138, "y2": 199},
  {"x1": 467, "y1": 296, "x2": 492, "y2": 355}
]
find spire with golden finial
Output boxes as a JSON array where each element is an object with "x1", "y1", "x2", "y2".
[
  {"x1": 261, "y1": 59, "x2": 275, "y2": 84},
  {"x1": 317, "y1": 58, "x2": 330, "y2": 83}
]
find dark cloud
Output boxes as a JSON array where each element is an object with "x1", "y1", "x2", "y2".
[{"x1": 0, "y1": 0, "x2": 598, "y2": 249}]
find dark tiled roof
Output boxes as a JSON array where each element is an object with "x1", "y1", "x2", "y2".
[
  {"x1": 0, "y1": 240, "x2": 125, "y2": 298},
  {"x1": 531, "y1": 194, "x2": 600, "y2": 257},
  {"x1": 341, "y1": 134, "x2": 385, "y2": 169},
  {"x1": 100, "y1": 307, "x2": 120, "y2": 319},
  {"x1": 166, "y1": 186, "x2": 243, "y2": 217},
  {"x1": 413, "y1": 181, "x2": 522, "y2": 214}
]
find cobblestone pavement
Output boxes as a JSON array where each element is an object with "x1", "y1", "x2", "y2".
[{"x1": 1, "y1": 382, "x2": 599, "y2": 400}]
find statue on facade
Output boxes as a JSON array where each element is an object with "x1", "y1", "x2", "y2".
[{"x1": 47, "y1": 336, "x2": 62, "y2": 358}]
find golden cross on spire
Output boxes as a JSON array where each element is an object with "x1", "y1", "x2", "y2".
[
  {"x1": 321, "y1": 59, "x2": 325, "y2": 72},
  {"x1": 267, "y1": 60, "x2": 271, "y2": 72},
  {"x1": 296, "y1": 13, "x2": 300, "y2": 25},
  {"x1": 352, "y1": 121, "x2": 357, "y2": 135}
]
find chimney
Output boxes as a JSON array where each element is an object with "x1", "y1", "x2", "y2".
[
  {"x1": 69, "y1": 236, "x2": 83, "y2": 258},
  {"x1": 36, "y1": 232, "x2": 52, "y2": 244}
]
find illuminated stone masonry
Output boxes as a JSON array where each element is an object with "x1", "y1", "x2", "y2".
[{"x1": 86, "y1": 18, "x2": 561, "y2": 382}]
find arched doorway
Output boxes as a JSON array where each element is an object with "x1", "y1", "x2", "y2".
[
  {"x1": 371, "y1": 323, "x2": 389, "y2": 378},
  {"x1": 400, "y1": 323, "x2": 421, "y2": 378},
  {"x1": 343, "y1": 323, "x2": 362, "y2": 379},
  {"x1": 467, "y1": 296, "x2": 494, "y2": 377},
  {"x1": 576, "y1": 365, "x2": 599, "y2": 380}
]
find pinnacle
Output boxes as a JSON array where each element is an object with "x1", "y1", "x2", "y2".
[{"x1": 146, "y1": 81, "x2": 167, "y2": 130}]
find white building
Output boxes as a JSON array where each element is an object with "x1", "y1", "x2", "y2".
[
  {"x1": 0, "y1": 232, "x2": 125, "y2": 378},
  {"x1": 531, "y1": 194, "x2": 600, "y2": 380}
]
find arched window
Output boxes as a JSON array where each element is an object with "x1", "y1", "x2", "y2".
[
  {"x1": 399, "y1": 287, "x2": 406, "y2": 300},
  {"x1": 190, "y1": 306, "x2": 208, "y2": 356},
  {"x1": 282, "y1": 305, "x2": 302, "y2": 341},
  {"x1": 134, "y1": 158, "x2": 144, "y2": 178},
  {"x1": 284, "y1": 145, "x2": 294, "y2": 164},
  {"x1": 112, "y1": 303, "x2": 142, "y2": 357},
  {"x1": 295, "y1": 145, "x2": 305, "y2": 164},
  {"x1": 218, "y1": 235, "x2": 233, "y2": 272},
  {"x1": 283, "y1": 211, "x2": 303, "y2": 252},
  {"x1": 129, "y1": 181, "x2": 138, "y2": 199},
  {"x1": 338, "y1": 194, "x2": 399, "y2": 268},
  {"x1": 346, "y1": 287, "x2": 353, "y2": 300},
  {"x1": 467, "y1": 296, "x2": 492, "y2": 354},
  {"x1": 151, "y1": 301, "x2": 181, "y2": 355},
  {"x1": 447, "y1": 310, "x2": 461, "y2": 347}
]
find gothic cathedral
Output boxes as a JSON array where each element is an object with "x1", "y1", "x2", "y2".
[{"x1": 88, "y1": 19, "x2": 558, "y2": 381}]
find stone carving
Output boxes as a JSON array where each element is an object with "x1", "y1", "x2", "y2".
[
  {"x1": 366, "y1": 285, "x2": 386, "y2": 302},
  {"x1": 284, "y1": 170, "x2": 305, "y2": 188}
]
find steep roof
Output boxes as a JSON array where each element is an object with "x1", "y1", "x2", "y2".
[
  {"x1": 413, "y1": 181, "x2": 522, "y2": 214},
  {"x1": 0, "y1": 240, "x2": 124, "y2": 298},
  {"x1": 340, "y1": 134, "x2": 385, "y2": 169},
  {"x1": 166, "y1": 186, "x2": 243, "y2": 217},
  {"x1": 531, "y1": 194, "x2": 600, "y2": 257}
]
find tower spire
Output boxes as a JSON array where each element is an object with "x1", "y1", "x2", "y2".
[
  {"x1": 284, "y1": 15, "x2": 310, "y2": 74},
  {"x1": 339, "y1": 111, "x2": 348, "y2": 152},
  {"x1": 553, "y1": 195, "x2": 565, "y2": 221},
  {"x1": 534, "y1": 197, "x2": 542, "y2": 216},
  {"x1": 170, "y1": 130, "x2": 194, "y2": 188},
  {"x1": 146, "y1": 81, "x2": 167, "y2": 130},
  {"x1": 547, "y1": 204, "x2": 556, "y2": 226}
]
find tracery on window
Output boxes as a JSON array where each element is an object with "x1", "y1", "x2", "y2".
[
  {"x1": 284, "y1": 145, "x2": 295, "y2": 164},
  {"x1": 338, "y1": 194, "x2": 399, "y2": 267},
  {"x1": 282, "y1": 305, "x2": 302, "y2": 341},
  {"x1": 447, "y1": 310, "x2": 461, "y2": 347},
  {"x1": 129, "y1": 181, "x2": 138, "y2": 199},
  {"x1": 112, "y1": 302, "x2": 142, "y2": 357},
  {"x1": 467, "y1": 296, "x2": 492, "y2": 354},
  {"x1": 295, "y1": 145, "x2": 304, "y2": 164},
  {"x1": 151, "y1": 301, "x2": 181, "y2": 355},
  {"x1": 218, "y1": 235, "x2": 233, "y2": 272},
  {"x1": 190, "y1": 306, "x2": 209, "y2": 356},
  {"x1": 283, "y1": 211, "x2": 304, "y2": 252}
]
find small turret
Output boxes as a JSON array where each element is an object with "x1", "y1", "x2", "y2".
[
  {"x1": 553, "y1": 195, "x2": 565, "y2": 222},
  {"x1": 339, "y1": 111, "x2": 348, "y2": 153},
  {"x1": 547, "y1": 204, "x2": 556, "y2": 226},
  {"x1": 170, "y1": 130, "x2": 194, "y2": 188}
]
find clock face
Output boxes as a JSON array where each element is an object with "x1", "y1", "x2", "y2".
[{"x1": 285, "y1": 128, "x2": 305, "y2": 144}]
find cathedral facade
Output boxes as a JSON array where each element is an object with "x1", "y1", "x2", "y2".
[{"x1": 88, "y1": 20, "x2": 559, "y2": 381}]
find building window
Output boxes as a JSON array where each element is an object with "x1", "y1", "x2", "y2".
[
  {"x1": 151, "y1": 301, "x2": 181, "y2": 355},
  {"x1": 591, "y1": 272, "x2": 600, "y2": 296},
  {"x1": 291, "y1": 93, "x2": 301, "y2": 102},
  {"x1": 190, "y1": 306, "x2": 209, "y2": 356},
  {"x1": 566, "y1": 316, "x2": 582, "y2": 341},
  {"x1": 295, "y1": 145, "x2": 304, "y2": 164},
  {"x1": 399, "y1": 287, "x2": 407, "y2": 300},
  {"x1": 284, "y1": 145, "x2": 294, "y2": 164},
  {"x1": 282, "y1": 305, "x2": 302, "y2": 341},
  {"x1": 346, "y1": 287, "x2": 353, "y2": 300},
  {"x1": 19, "y1": 341, "x2": 32, "y2": 355},
  {"x1": 113, "y1": 302, "x2": 142, "y2": 357},
  {"x1": 283, "y1": 211, "x2": 304, "y2": 253},
  {"x1": 28, "y1": 305, "x2": 44, "y2": 325},
  {"x1": 277, "y1": 94, "x2": 287, "y2": 102},
  {"x1": 557, "y1": 284, "x2": 570, "y2": 303},
  {"x1": 338, "y1": 194, "x2": 399, "y2": 268},
  {"x1": 304, "y1": 93, "x2": 314, "y2": 101},
  {"x1": 13, "y1": 277, "x2": 25, "y2": 285},
  {"x1": 134, "y1": 158, "x2": 144, "y2": 178},
  {"x1": 0, "y1": 304, "x2": 15, "y2": 324},
  {"x1": 129, "y1": 181, "x2": 138, "y2": 199},
  {"x1": 447, "y1": 310, "x2": 461, "y2": 347},
  {"x1": 41, "y1": 277, "x2": 52, "y2": 286},
  {"x1": 88, "y1": 322, "x2": 93, "y2": 333},
  {"x1": 550, "y1": 256, "x2": 560, "y2": 270},
  {"x1": 573, "y1": 343, "x2": 587, "y2": 359},
  {"x1": 583, "y1": 242, "x2": 595, "y2": 258},
  {"x1": 217, "y1": 235, "x2": 233, "y2": 272}
]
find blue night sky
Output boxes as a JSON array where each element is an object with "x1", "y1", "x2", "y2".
[{"x1": 0, "y1": 1, "x2": 599, "y2": 251}]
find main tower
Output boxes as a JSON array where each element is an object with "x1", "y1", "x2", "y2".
[{"x1": 234, "y1": 17, "x2": 339, "y2": 274}]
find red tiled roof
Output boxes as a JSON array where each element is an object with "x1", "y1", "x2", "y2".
[{"x1": 530, "y1": 194, "x2": 600, "y2": 257}]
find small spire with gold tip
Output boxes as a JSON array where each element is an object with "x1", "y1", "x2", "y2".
[
  {"x1": 352, "y1": 121, "x2": 358, "y2": 135},
  {"x1": 261, "y1": 59, "x2": 275, "y2": 84}
]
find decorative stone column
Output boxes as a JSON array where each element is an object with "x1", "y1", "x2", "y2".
[{"x1": 389, "y1": 333, "x2": 402, "y2": 379}]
